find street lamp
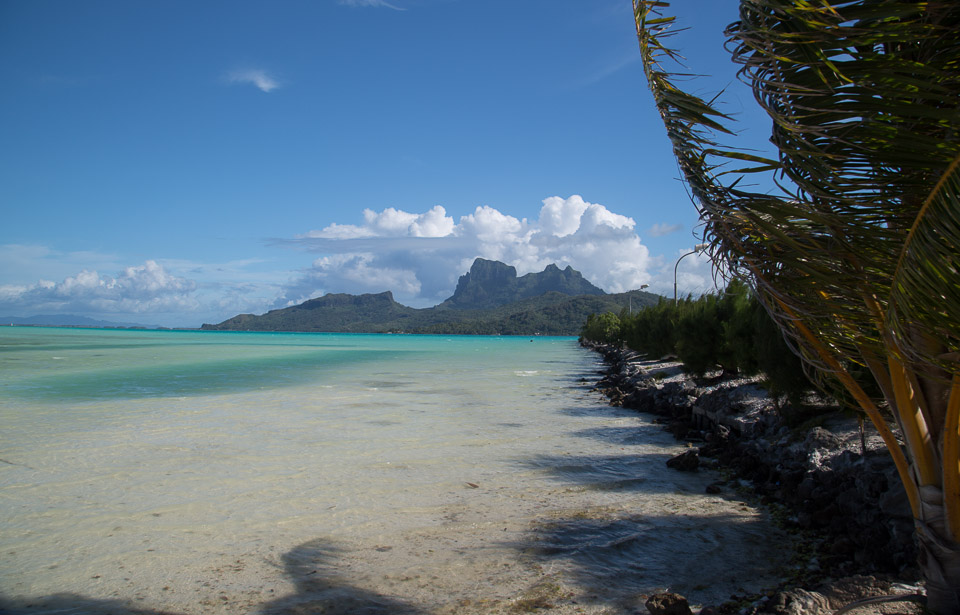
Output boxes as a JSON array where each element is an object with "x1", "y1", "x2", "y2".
[
  {"x1": 628, "y1": 285, "x2": 650, "y2": 314},
  {"x1": 674, "y1": 243, "x2": 709, "y2": 304}
]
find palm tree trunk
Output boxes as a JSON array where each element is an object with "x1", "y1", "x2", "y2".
[{"x1": 918, "y1": 489, "x2": 960, "y2": 615}]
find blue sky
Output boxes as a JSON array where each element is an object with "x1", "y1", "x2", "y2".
[{"x1": 0, "y1": 0, "x2": 771, "y2": 327}]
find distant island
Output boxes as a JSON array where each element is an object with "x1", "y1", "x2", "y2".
[
  {"x1": 202, "y1": 258, "x2": 660, "y2": 335},
  {"x1": 0, "y1": 314, "x2": 163, "y2": 329}
]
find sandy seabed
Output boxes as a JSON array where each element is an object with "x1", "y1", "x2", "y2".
[
  {"x1": 1, "y1": 336, "x2": 792, "y2": 615},
  {"x1": 2, "y1": 405, "x2": 788, "y2": 614}
]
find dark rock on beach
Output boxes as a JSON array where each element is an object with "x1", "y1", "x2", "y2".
[
  {"x1": 583, "y1": 341, "x2": 923, "y2": 614},
  {"x1": 705, "y1": 481, "x2": 725, "y2": 494},
  {"x1": 665, "y1": 449, "x2": 700, "y2": 472},
  {"x1": 645, "y1": 592, "x2": 693, "y2": 615}
]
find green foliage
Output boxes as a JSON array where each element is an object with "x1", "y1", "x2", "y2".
[
  {"x1": 580, "y1": 312, "x2": 622, "y2": 345},
  {"x1": 749, "y1": 299, "x2": 810, "y2": 407},
  {"x1": 620, "y1": 299, "x2": 677, "y2": 359},
  {"x1": 722, "y1": 283, "x2": 760, "y2": 376},
  {"x1": 674, "y1": 294, "x2": 723, "y2": 377},
  {"x1": 582, "y1": 282, "x2": 812, "y2": 396}
]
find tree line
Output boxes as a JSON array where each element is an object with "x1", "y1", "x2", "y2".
[{"x1": 580, "y1": 280, "x2": 811, "y2": 406}]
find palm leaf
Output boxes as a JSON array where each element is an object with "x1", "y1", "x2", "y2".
[
  {"x1": 888, "y1": 155, "x2": 960, "y2": 367},
  {"x1": 635, "y1": 3, "x2": 960, "y2": 599},
  {"x1": 635, "y1": 3, "x2": 960, "y2": 606}
]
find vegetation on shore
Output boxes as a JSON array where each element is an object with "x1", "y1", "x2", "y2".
[
  {"x1": 580, "y1": 280, "x2": 812, "y2": 406},
  {"x1": 633, "y1": 1, "x2": 960, "y2": 611}
]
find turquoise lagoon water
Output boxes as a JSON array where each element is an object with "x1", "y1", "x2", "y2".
[{"x1": 0, "y1": 327, "x2": 790, "y2": 614}]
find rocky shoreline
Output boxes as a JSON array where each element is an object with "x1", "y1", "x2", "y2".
[{"x1": 582, "y1": 342, "x2": 925, "y2": 615}]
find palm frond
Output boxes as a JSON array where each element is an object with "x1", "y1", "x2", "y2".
[
  {"x1": 635, "y1": 0, "x2": 960, "y2": 604},
  {"x1": 888, "y1": 155, "x2": 960, "y2": 368}
]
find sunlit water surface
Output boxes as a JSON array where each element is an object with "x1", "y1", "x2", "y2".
[{"x1": 0, "y1": 328, "x2": 791, "y2": 614}]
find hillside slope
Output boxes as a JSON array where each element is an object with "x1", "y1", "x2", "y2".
[{"x1": 202, "y1": 259, "x2": 659, "y2": 335}]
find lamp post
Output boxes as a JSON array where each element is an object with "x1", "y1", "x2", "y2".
[
  {"x1": 674, "y1": 243, "x2": 708, "y2": 304},
  {"x1": 628, "y1": 285, "x2": 649, "y2": 314}
]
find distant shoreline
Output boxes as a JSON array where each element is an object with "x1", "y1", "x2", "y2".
[
  {"x1": 2, "y1": 322, "x2": 187, "y2": 331},
  {"x1": 0, "y1": 323, "x2": 580, "y2": 338}
]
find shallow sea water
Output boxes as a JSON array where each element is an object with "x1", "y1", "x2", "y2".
[{"x1": 0, "y1": 328, "x2": 792, "y2": 614}]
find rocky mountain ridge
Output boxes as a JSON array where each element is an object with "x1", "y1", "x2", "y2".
[
  {"x1": 441, "y1": 258, "x2": 604, "y2": 309},
  {"x1": 202, "y1": 258, "x2": 656, "y2": 334}
]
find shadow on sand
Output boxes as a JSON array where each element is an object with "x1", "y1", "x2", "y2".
[
  {"x1": 259, "y1": 539, "x2": 423, "y2": 615},
  {"x1": 0, "y1": 539, "x2": 423, "y2": 615},
  {"x1": 499, "y1": 416, "x2": 792, "y2": 611},
  {"x1": 505, "y1": 509, "x2": 789, "y2": 611}
]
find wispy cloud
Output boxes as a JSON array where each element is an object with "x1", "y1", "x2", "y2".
[
  {"x1": 574, "y1": 53, "x2": 642, "y2": 89},
  {"x1": 338, "y1": 0, "x2": 405, "y2": 10},
  {"x1": 648, "y1": 223, "x2": 683, "y2": 237},
  {"x1": 225, "y1": 68, "x2": 280, "y2": 93}
]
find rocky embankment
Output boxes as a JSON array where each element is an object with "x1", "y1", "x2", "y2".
[{"x1": 583, "y1": 342, "x2": 924, "y2": 615}]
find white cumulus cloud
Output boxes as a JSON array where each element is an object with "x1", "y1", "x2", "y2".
[
  {"x1": 308, "y1": 206, "x2": 455, "y2": 240},
  {"x1": 225, "y1": 68, "x2": 280, "y2": 93},
  {"x1": 278, "y1": 196, "x2": 656, "y2": 307},
  {"x1": 0, "y1": 260, "x2": 200, "y2": 315}
]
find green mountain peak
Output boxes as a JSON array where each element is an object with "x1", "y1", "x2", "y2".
[{"x1": 201, "y1": 259, "x2": 655, "y2": 335}]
